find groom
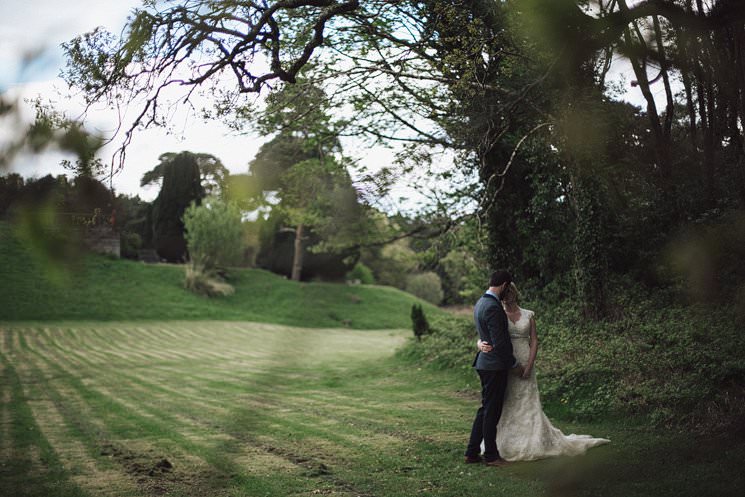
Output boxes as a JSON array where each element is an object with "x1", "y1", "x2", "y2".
[{"x1": 464, "y1": 270, "x2": 523, "y2": 467}]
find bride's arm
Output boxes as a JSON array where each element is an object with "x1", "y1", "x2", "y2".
[{"x1": 523, "y1": 315, "x2": 538, "y2": 379}]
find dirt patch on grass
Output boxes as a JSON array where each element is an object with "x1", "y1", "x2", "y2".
[
  {"x1": 99, "y1": 439, "x2": 233, "y2": 497},
  {"x1": 257, "y1": 442, "x2": 375, "y2": 497}
]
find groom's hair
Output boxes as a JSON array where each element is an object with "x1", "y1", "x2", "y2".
[{"x1": 489, "y1": 270, "x2": 512, "y2": 287}]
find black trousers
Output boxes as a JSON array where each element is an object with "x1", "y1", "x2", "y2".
[{"x1": 465, "y1": 369, "x2": 509, "y2": 461}]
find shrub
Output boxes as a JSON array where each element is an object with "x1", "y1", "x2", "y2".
[
  {"x1": 397, "y1": 313, "x2": 475, "y2": 377},
  {"x1": 183, "y1": 196, "x2": 243, "y2": 270},
  {"x1": 405, "y1": 272, "x2": 444, "y2": 305},
  {"x1": 184, "y1": 261, "x2": 234, "y2": 297},
  {"x1": 410, "y1": 304, "x2": 430, "y2": 340},
  {"x1": 119, "y1": 231, "x2": 142, "y2": 259},
  {"x1": 347, "y1": 262, "x2": 375, "y2": 284}
]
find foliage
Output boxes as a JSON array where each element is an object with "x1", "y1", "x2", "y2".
[
  {"x1": 397, "y1": 313, "x2": 477, "y2": 376},
  {"x1": 113, "y1": 193, "x2": 151, "y2": 253},
  {"x1": 277, "y1": 158, "x2": 350, "y2": 237},
  {"x1": 439, "y1": 250, "x2": 483, "y2": 304},
  {"x1": 119, "y1": 231, "x2": 142, "y2": 259},
  {"x1": 10, "y1": 199, "x2": 84, "y2": 286},
  {"x1": 410, "y1": 303, "x2": 430, "y2": 341},
  {"x1": 142, "y1": 152, "x2": 229, "y2": 197},
  {"x1": 346, "y1": 262, "x2": 374, "y2": 285},
  {"x1": 0, "y1": 173, "x2": 117, "y2": 281},
  {"x1": 1, "y1": 97, "x2": 104, "y2": 177},
  {"x1": 59, "y1": 0, "x2": 745, "y2": 323},
  {"x1": 220, "y1": 173, "x2": 263, "y2": 218},
  {"x1": 405, "y1": 272, "x2": 444, "y2": 306},
  {"x1": 0, "y1": 173, "x2": 114, "y2": 220},
  {"x1": 255, "y1": 210, "x2": 357, "y2": 282},
  {"x1": 663, "y1": 210, "x2": 745, "y2": 304},
  {"x1": 571, "y1": 176, "x2": 611, "y2": 318},
  {"x1": 360, "y1": 239, "x2": 418, "y2": 290},
  {"x1": 246, "y1": 81, "x2": 372, "y2": 281},
  {"x1": 254, "y1": 78, "x2": 341, "y2": 154},
  {"x1": 149, "y1": 151, "x2": 205, "y2": 262},
  {"x1": 183, "y1": 261, "x2": 234, "y2": 298},
  {"x1": 413, "y1": 218, "x2": 489, "y2": 305},
  {"x1": 182, "y1": 196, "x2": 243, "y2": 271},
  {"x1": 248, "y1": 134, "x2": 316, "y2": 192},
  {"x1": 181, "y1": 198, "x2": 244, "y2": 289}
]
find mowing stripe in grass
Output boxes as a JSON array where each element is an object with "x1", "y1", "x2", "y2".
[
  {"x1": 22, "y1": 395, "x2": 138, "y2": 497},
  {"x1": 24, "y1": 348, "x2": 280, "y2": 493},
  {"x1": 41, "y1": 346, "x2": 388, "y2": 464},
  {"x1": 0, "y1": 351, "x2": 90, "y2": 497},
  {"x1": 1, "y1": 367, "x2": 13, "y2": 467},
  {"x1": 37, "y1": 336, "x2": 462, "y2": 466},
  {"x1": 19, "y1": 338, "x2": 310, "y2": 497},
  {"x1": 14, "y1": 354, "x2": 234, "y2": 497},
  {"x1": 5, "y1": 324, "x2": 410, "y2": 494}
]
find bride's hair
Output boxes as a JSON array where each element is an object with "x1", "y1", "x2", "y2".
[{"x1": 503, "y1": 282, "x2": 520, "y2": 304}]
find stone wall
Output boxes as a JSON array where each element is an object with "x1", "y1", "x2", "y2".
[{"x1": 84, "y1": 226, "x2": 120, "y2": 258}]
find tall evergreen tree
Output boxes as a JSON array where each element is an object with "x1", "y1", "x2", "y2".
[{"x1": 149, "y1": 152, "x2": 205, "y2": 262}]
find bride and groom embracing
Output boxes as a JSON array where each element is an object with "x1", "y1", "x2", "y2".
[{"x1": 464, "y1": 270, "x2": 609, "y2": 466}]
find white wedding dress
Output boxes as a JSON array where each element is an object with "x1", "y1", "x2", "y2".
[{"x1": 493, "y1": 308, "x2": 610, "y2": 461}]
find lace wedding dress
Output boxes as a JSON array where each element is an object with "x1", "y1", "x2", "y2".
[{"x1": 495, "y1": 308, "x2": 610, "y2": 461}]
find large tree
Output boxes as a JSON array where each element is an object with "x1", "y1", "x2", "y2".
[
  {"x1": 248, "y1": 80, "x2": 370, "y2": 280},
  {"x1": 149, "y1": 151, "x2": 205, "y2": 262},
  {"x1": 142, "y1": 152, "x2": 229, "y2": 197}
]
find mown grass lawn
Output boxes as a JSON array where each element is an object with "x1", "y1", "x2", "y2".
[{"x1": 1, "y1": 321, "x2": 743, "y2": 497}]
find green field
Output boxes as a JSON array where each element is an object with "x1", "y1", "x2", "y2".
[{"x1": 2, "y1": 321, "x2": 743, "y2": 497}]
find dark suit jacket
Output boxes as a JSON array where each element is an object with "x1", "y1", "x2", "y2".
[{"x1": 472, "y1": 293, "x2": 517, "y2": 371}]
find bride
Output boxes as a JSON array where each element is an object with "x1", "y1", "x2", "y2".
[{"x1": 478, "y1": 283, "x2": 609, "y2": 461}]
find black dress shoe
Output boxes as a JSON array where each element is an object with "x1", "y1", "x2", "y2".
[
  {"x1": 484, "y1": 458, "x2": 510, "y2": 467},
  {"x1": 464, "y1": 455, "x2": 482, "y2": 464}
]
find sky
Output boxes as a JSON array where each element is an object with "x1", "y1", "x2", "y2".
[
  {"x1": 0, "y1": 1, "x2": 658, "y2": 209},
  {"x1": 0, "y1": 0, "x2": 409, "y2": 207}
]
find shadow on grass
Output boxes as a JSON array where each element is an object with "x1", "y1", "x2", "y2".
[
  {"x1": 0, "y1": 353, "x2": 89, "y2": 497},
  {"x1": 507, "y1": 420, "x2": 745, "y2": 497}
]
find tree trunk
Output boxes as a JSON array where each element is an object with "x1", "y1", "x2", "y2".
[
  {"x1": 291, "y1": 223, "x2": 304, "y2": 281},
  {"x1": 570, "y1": 174, "x2": 608, "y2": 320}
]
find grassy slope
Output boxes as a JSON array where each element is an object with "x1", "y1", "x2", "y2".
[{"x1": 0, "y1": 222, "x2": 440, "y2": 328}]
